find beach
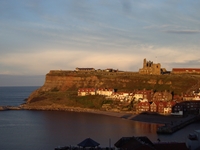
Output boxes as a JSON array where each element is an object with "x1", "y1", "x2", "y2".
[
  {"x1": 89, "y1": 110, "x2": 186, "y2": 124},
  {"x1": 1, "y1": 104, "x2": 185, "y2": 125},
  {"x1": 19, "y1": 104, "x2": 186, "y2": 125}
]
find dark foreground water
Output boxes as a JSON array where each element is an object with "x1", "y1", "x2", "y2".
[{"x1": 0, "y1": 86, "x2": 200, "y2": 150}]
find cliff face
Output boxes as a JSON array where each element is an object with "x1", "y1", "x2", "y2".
[
  {"x1": 26, "y1": 70, "x2": 200, "y2": 103},
  {"x1": 39, "y1": 71, "x2": 137, "y2": 92}
]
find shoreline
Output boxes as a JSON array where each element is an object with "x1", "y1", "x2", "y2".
[{"x1": 0, "y1": 105, "x2": 187, "y2": 125}]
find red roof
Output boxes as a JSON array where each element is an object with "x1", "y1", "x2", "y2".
[
  {"x1": 135, "y1": 90, "x2": 153, "y2": 94},
  {"x1": 138, "y1": 102, "x2": 150, "y2": 106},
  {"x1": 97, "y1": 88, "x2": 113, "y2": 91},
  {"x1": 78, "y1": 88, "x2": 96, "y2": 92},
  {"x1": 172, "y1": 68, "x2": 200, "y2": 72}
]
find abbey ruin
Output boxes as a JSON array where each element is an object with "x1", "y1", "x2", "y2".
[{"x1": 139, "y1": 58, "x2": 165, "y2": 75}]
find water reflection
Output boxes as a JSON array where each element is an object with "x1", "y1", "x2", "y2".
[
  {"x1": 0, "y1": 110, "x2": 199, "y2": 150},
  {"x1": 40, "y1": 111, "x2": 161, "y2": 147}
]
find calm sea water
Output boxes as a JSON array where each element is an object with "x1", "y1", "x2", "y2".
[
  {"x1": 0, "y1": 86, "x2": 39, "y2": 106},
  {"x1": 0, "y1": 86, "x2": 200, "y2": 150}
]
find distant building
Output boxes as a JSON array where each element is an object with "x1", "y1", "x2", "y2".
[
  {"x1": 138, "y1": 101, "x2": 176, "y2": 114},
  {"x1": 78, "y1": 88, "x2": 96, "y2": 96},
  {"x1": 182, "y1": 94, "x2": 195, "y2": 101},
  {"x1": 172, "y1": 68, "x2": 200, "y2": 74},
  {"x1": 104, "y1": 68, "x2": 118, "y2": 72},
  {"x1": 172, "y1": 101, "x2": 200, "y2": 114},
  {"x1": 139, "y1": 58, "x2": 162, "y2": 75},
  {"x1": 75, "y1": 67, "x2": 95, "y2": 71},
  {"x1": 96, "y1": 88, "x2": 114, "y2": 96},
  {"x1": 136, "y1": 102, "x2": 150, "y2": 113},
  {"x1": 133, "y1": 89, "x2": 154, "y2": 102},
  {"x1": 152, "y1": 91, "x2": 172, "y2": 101},
  {"x1": 150, "y1": 102, "x2": 158, "y2": 112},
  {"x1": 110, "y1": 92, "x2": 133, "y2": 102}
]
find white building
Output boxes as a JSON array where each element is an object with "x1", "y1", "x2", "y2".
[
  {"x1": 96, "y1": 88, "x2": 114, "y2": 96},
  {"x1": 134, "y1": 93, "x2": 144, "y2": 101},
  {"x1": 78, "y1": 88, "x2": 96, "y2": 96}
]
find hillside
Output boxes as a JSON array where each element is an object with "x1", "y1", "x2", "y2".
[{"x1": 23, "y1": 70, "x2": 200, "y2": 109}]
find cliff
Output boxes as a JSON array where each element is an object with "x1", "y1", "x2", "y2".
[{"x1": 24, "y1": 70, "x2": 200, "y2": 108}]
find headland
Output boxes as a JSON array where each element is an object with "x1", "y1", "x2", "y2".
[{"x1": 3, "y1": 58, "x2": 200, "y2": 133}]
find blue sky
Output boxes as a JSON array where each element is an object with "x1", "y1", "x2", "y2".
[{"x1": 1, "y1": 0, "x2": 200, "y2": 86}]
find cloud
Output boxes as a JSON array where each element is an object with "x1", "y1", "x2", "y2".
[
  {"x1": 164, "y1": 30, "x2": 200, "y2": 34},
  {"x1": 165, "y1": 59, "x2": 200, "y2": 69},
  {"x1": 1, "y1": 0, "x2": 200, "y2": 79},
  {"x1": 0, "y1": 49, "x2": 142, "y2": 75},
  {"x1": 1, "y1": 44, "x2": 200, "y2": 76}
]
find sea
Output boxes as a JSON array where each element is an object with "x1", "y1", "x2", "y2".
[{"x1": 0, "y1": 86, "x2": 200, "y2": 150}]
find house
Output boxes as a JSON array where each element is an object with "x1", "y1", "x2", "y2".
[
  {"x1": 96, "y1": 88, "x2": 114, "y2": 96},
  {"x1": 133, "y1": 91, "x2": 143, "y2": 101},
  {"x1": 164, "y1": 101, "x2": 176, "y2": 114},
  {"x1": 182, "y1": 94, "x2": 195, "y2": 101},
  {"x1": 173, "y1": 94, "x2": 182, "y2": 101},
  {"x1": 172, "y1": 102, "x2": 184, "y2": 113},
  {"x1": 78, "y1": 88, "x2": 96, "y2": 96},
  {"x1": 153, "y1": 91, "x2": 172, "y2": 101},
  {"x1": 193, "y1": 95, "x2": 200, "y2": 100},
  {"x1": 172, "y1": 101, "x2": 200, "y2": 114},
  {"x1": 150, "y1": 102, "x2": 158, "y2": 112},
  {"x1": 157, "y1": 101, "x2": 167, "y2": 114},
  {"x1": 182, "y1": 89, "x2": 200, "y2": 101},
  {"x1": 150, "y1": 101, "x2": 176, "y2": 114},
  {"x1": 133, "y1": 89, "x2": 154, "y2": 101},
  {"x1": 109, "y1": 92, "x2": 123, "y2": 100},
  {"x1": 104, "y1": 68, "x2": 118, "y2": 72},
  {"x1": 193, "y1": 88, "x2": 200, "y2": 96},
  {"x1": 137, "y1": 102, "x2": 150, "y2": 113},
  {"x1": 109, "y1": 92, "x2": 132, "y2": 102},
  {"x1": 119, "y1": 92, "x2": 131, "y2": 102},
  {"x1": 172, "y1": 68, "x2": 200, "y2": 74}
]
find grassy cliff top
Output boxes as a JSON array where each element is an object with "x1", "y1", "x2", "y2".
[{"x1": 45, "y1": 70, "x2": 200, "y2": 95}]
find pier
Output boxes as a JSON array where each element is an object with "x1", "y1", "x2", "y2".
[{"x1": 157, "y1": 115, "x2": 200, "y2": 134}]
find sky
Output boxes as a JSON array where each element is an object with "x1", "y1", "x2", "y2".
[{"x1": 1, "y1": 0, "x2": 200, "y2": 86}]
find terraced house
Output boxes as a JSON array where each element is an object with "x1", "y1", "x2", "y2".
[
  {"x1": 137, "y1": 102, "x2": 150, "y2": 113},
  {"x1": 172, "y1": 101, "x2": 200, "y2": 114},
  {"x1": 137, "y1": 101, "x2": 176, "y2": 114},
  {"x1": 78, "y1": 88, "x2": 96, "y2": 96},
  {"x1": 78, "y1": 88, "x2": 114, "y2": 97}
]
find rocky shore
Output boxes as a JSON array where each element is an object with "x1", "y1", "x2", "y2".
[
  {"x1": 24, "y1": 104, "x2": 191, "y2": 124},
  {"x1": 0, "y1": 106, "x2": 21, "y2": 111}
]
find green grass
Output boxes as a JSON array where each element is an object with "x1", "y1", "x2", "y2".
[
  {"x1": 47, "y1": 72, "x2": 200, "y2": 95},
  {"x1": 28, "y1": 73, "x2": 200, "y2": 108},
  {"x1": 29, "y1": 90, "x2": 111, "y2": 109}
]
